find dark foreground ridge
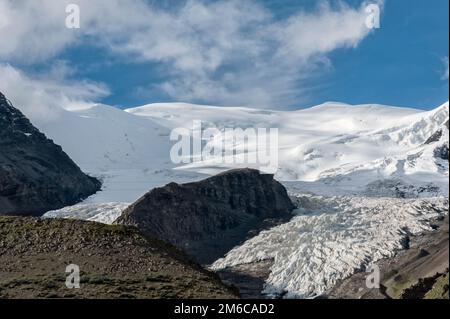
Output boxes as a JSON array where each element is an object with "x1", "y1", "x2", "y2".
[
  {"x1": 0, "y1": 92, "x2": 101, "y2": 216},
  {"x1": 0, "y1": 216, "x2": 237, "y2": 299},
  {"x1": 116, "y1": 168, "x2": 295, "y2": 264}
]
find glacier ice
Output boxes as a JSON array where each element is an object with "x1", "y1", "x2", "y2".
[{"x1": 211, "y1": 194, "x2": 449, "y2": 298}]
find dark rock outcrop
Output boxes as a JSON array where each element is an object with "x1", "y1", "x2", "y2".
[
  {"x1": 434, "y1": 144, "x2": 449, "y2": 160},
  {"x1": 425, "y1": 119, "x2": 449, "y2": 161},
  {"x1": 116, "y1": 169, "x2": 295, "y2": 264},
  {"x1": 425, "y1": 129, "x2": 444, "y2": 145},
  {"x1": 0, "y1": 92, "x2": 101, "y2": 216}
]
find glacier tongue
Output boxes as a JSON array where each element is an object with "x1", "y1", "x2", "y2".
[
  {"x1": 211, "y1": 194, "x2": 449, "y2": 298},
  {"x1": 44, "y1": 202, "x2": 130, "y2": 224}
]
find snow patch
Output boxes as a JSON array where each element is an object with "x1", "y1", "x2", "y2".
[{"x1": 43, "y1": 202, "x2": 129, "y2": 224}]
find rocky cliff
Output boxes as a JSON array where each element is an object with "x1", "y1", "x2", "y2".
[
  {"x1": 0, "y1": 92, "x2": 101, "y2": 216},
  {"x1": 116, "y1": 168, "x2": 295, "y2": 264}
]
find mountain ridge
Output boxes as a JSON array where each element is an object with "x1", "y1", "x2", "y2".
[{"x1": 0, "y1": 92, "x2": 101, "y2": 216}]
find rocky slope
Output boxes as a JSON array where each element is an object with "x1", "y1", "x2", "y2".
[
  {"x1": 116, "y1": 169, "x2": 295, "y2": 264},
  {"x1": 0, "y1": 92, "x2": 101, "y2": 216},
  {"x1": 0, "y1": 216, "x2": 237, "y2": 299}
]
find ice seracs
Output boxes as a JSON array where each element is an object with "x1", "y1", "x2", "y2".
[{"x1": 211, "y1": 195, "x2": 449, "y2": 298}]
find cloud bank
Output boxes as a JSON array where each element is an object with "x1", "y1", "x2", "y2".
[
  {"x1": 0, "y1": 63, "x2": 109, "y2": 122},
  {"x1": 0, "y1": 0, "x2": 379, "y2": 108}
]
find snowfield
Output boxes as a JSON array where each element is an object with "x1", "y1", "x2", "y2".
[
  {"x1": 31, "y1": 99, "x2": 448, "y2": 298},
  {"x1": 126, "y1": 101, "x2": 448, "y2": 191},
  {"x1": 29, "y1": 100, "x2": 448, "y2": 203}
]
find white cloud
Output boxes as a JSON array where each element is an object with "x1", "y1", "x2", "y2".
[
  {"x1": 0, "y1": 1, "x2": 76, "y2": 62},
  {"x1": 275, "y1": 2, "x2": 373, "y2": 60},
  {"x1": 0, "y1": 0, "x2": 379, "y2": 107},
  {"x1": 0, "y1": 63, "x2": 109, "y2": 122}
]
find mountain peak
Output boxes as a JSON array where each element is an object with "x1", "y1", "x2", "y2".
[{"x1": 0, "y1": 91, "x2": 11, "y2": 107}]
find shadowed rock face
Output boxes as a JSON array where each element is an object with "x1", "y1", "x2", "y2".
[
  {"x1": 434, "y1": 144, "x2": 449, "y2": 160},
  {"x1": 425, "y1": 129, "x2": 444, "y2": 145},
  {"x1": 0, "y1": 92, "x2": 101, "y2": 216},
  {"x1": 425, "y1": 118, "x2": 449, "y2": 161},
  {"x1": 116, "y1": 169, "x2": 295, "y2": 264}
]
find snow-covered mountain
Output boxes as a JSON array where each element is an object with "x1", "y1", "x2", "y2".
[
  {"x1": 34, "y1": 99, "x2": 448, "y2": 298},
  {"x1": 34, "y1": 100, "x2": 448, "y2": 212},
  {"x1": 127, "y1": 101, "x2": 448, "y2": 191},
  {"x1": 35, "y1": 103, "x2": 203, "y2": 203}
]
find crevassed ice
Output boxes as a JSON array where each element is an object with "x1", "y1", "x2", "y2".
[{"x1": 211, "y1": 194, "x2": 449, "y2": 298}]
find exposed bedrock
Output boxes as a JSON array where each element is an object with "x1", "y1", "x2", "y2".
[
  {"x1": 0, "y1": 92, "x2": 101, "y2": 216},
  {"x1": 116, "y1": 168, "x2": 295, "y2": 264}
]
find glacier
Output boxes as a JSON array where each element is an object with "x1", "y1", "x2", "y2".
[
  {"x1": 211, "y1": 194, "x2": 449, "y2": 298},
  {"x1": 30, "y1": 99, "x2": 448, "y2": 298}
]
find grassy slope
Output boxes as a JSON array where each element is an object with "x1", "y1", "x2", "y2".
[{"x1": 0, "y1": 216, "x2": 237, "y2": 299}]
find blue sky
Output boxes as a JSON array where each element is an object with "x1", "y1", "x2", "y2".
[
  {"x1": 323, "y1": 0, "x2": 449, "y2": 109},
  {"x1": 0, "y1": 0, "x2": 448, "y2": 111}
]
